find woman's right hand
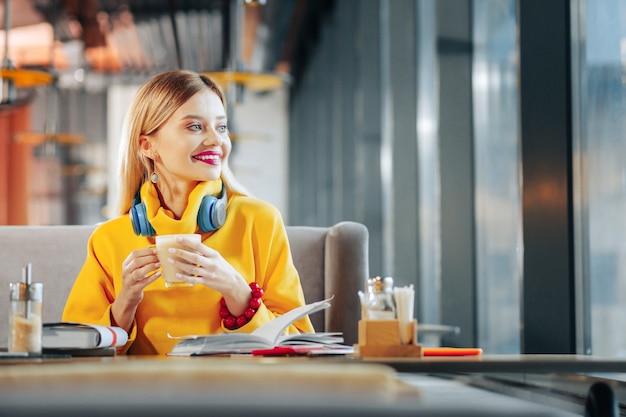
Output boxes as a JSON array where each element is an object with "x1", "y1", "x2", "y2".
[
  {"x1": 111, "y1": 247, "x2": 161, "y2": 331},
  {"x1": 120, "y1": 246, "x2": 161, "y2": 300}
]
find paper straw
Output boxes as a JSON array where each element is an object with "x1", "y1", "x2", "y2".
[{"x1": 393, "y1": 285, "x2": 414, "y2": 344}]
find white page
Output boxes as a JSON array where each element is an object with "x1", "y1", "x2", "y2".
[{"x1": 250, "y1": 297, "x2": 333, "y2": 345}]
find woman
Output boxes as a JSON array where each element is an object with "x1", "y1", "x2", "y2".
[{"x1": 62, "y1": 70, "x2": 314, "y2": 355}]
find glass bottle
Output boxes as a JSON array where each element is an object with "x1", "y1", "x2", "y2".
[
  {"x1": 365, "y1": 276, "x2": 396, "y2": 320},
  {"x1": 8, "y1": 282, "x2": 43, "y2": 354}
]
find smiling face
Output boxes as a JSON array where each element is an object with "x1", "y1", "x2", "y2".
[{"x1": 143, "y1": 88, "x2": 231, "y2": 190}]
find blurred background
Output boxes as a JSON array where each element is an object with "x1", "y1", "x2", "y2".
[{"x1": 0, "y1": 0, "x2": 624, "y2": 358}]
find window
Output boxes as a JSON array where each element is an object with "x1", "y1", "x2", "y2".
[
  {"x1": 574, "y1": 0, "x2": 626, "y2": 357},
  {"x1": 473, "y1": 0, "x2": 521, "y2": 353}
]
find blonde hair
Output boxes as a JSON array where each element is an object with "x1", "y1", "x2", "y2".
[{"x1": 115, "y1": 70, "x2": 249, "y2": 215}]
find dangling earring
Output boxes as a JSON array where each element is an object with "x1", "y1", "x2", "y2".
[{"x1": 149, "y1": 157, "x2": 159, "y2": 183}]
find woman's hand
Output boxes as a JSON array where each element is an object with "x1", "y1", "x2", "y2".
[
  {"x1": 121, "y1": 246, "x2": 162, "y2": 299},
  {"x1": 112, "y1": 247, "x2": 161, "y2": 331},
  {"x1": 166, "y1": 236, "x2": 250, "y2": 316}
]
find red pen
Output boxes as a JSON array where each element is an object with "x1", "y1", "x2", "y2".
[
  {"x1": 251, "y1": 346, "x2": 324, "y2": 356},
  {"x1": 422, "y1": 347, "x2": 483, "y2": 357}
]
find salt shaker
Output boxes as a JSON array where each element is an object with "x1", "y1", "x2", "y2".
[
  {"x1": 8, "y1": 264, "x2": 43, "y2": 354},
  {"x1": 365, "y1": 276, "x2": 396, "y2": 320}
]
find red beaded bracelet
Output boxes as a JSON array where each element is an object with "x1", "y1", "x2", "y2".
[{"x1": 220, "y1": 282, "x2": 264, "y2": 330}]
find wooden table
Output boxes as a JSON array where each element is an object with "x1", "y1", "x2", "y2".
[
  {"x1": 0, "y1": 354, "x2": 608, "y2": 416},
  {"x1": 356, "y1": 353, "x2": 626, "y2": 374}
]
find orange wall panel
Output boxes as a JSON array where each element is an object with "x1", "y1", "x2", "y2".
[
  {"x1": 0, "y1": 113, "x2": 7, "y2": 224},
  {"x1": 8, "y1": 106, "x2": 33, "y2": 225},
  {"x1": 0, "y1": 104, "x2": 33, "y2": 225}
]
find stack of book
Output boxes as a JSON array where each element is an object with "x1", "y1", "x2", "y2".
[{"x1": 42, "y1": 323, "x2": 128, "y2": 356}]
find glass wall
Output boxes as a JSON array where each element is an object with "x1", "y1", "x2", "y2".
[
  {"x1": 575, "y1": 0, "x2": 626, "y2": 357},
  {"x1": 416, "y1": 0, "x2": 440, "y2": 326},
  {"x1": 472, "y1": 0, "x2": 521, "y2": 353}
]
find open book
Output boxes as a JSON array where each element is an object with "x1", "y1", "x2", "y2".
[{"x1": 168, "y1": 298, "x2": 350, "y2": 356}]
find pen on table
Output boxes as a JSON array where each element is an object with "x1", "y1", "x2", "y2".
[
  {"x1": 251, "y1": 346, "x2": 324, "y2": 356},
  {"x1": 422, "y1": 347, "x2": 483, "y2": 357}
]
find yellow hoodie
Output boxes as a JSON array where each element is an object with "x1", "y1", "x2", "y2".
[{"x1": 62, "y1": 180, "x2": 314, "y2": 355}]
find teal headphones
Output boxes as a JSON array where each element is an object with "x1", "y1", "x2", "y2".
[{"x1": 130, "y1": 185, "x2": 228, "y2": 237}]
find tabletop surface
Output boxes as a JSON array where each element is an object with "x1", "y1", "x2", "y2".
[
  {"x1": 3, "y1": 352, "x2": 626, "y2": 373},
  {"x1": 0, "y1": 355, "x2": 584, "y2": 417},
  {"x1": 355, "y1": 353, "x2": 626, "y2": 375}
]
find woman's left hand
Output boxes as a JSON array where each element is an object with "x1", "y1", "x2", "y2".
[{"x1": 166, "y1": 235, "x2": 251, "y2": 315}]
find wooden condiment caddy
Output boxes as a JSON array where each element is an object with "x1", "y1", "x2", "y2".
[{"x1": 354, "y1": 319, "x2": 423, "y2": 358}]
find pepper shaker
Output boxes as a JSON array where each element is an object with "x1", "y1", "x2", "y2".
[{"x1": 365, "y1": 276, "x2": 396, "y2": 320}]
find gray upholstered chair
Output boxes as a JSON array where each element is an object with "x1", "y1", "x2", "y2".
[
  {"x1": 287, "y1": 221, "x2": 368, "y2": 345},
  {"x1": 0, "y1": 221, "x2": 368, "y2": 347}
]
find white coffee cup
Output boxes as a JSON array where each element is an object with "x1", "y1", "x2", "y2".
[{"x1": 155, "y1": 234, "x2": 201, "y2": 288}]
